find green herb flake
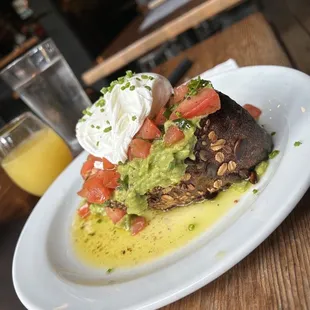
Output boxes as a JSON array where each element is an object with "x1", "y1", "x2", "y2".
[
  {"x1": 91, "y1": 124, "x2": 95, "y2": 128},
  {"x1": 96, "y1": 141, "x2": 100, "y2": 147},
  {"x1": 100, "y1": 108, "x2": 105, "y2": 112},
  {"x1": 107, "y1": 268, "x2": 114, "y2": 274},
  {"x1": 271, "y1": 132, "x2": 276, "y2": 136},
  {"x1": 106, "y1": 120, "x2": 110, "y2": 124},
  {"x1": 101, "y1": 87, "x2": 108, "y2": 95},
  {"x1": 163, "y1": 106, "x2": 173, "y2": 119},
  {"x1": 175, "y1": 111, "x2": 182, "y2": 118},
  {"x1": 141, "y1": 74, "x2": 148, "y2": 79},
  {"x1": 144, "y1": 85, "x2": 151, "y2": 91},
  {"x1": 82, "y1": 109, "x2": 92, "y2": 116},
  {"x1": 121, "y1": 86, "x2": 126, "y2": 90},
  {"x1": 130, "y1": 85, "x2": 135, "y2": 91},
  {"x1": 136, "y1": 77, "x2": 142, "y2": 82},
  {"x1": 126, "y1": 70, "x2": 134, "y2": 78},
  {"x1": 186, "y1": 76, "x2": 213, "y2": 98},
  {"x1": 294, "y1": 141, "x2": 302, "y2": 147},
  {"x1": 103, "y1": 126, "x2": 112, "y2": 133},
  {"x1": 78, "y1": 118, "x2": 86, "y2": 123},
  {"x1": 132, "y1": 116, "x2": 137, "y2": 121},
  {"x1": 149, "y1": 76, "x2": 154, "y2": 80},
  {"x1": 253, "y1": 189, "x2": 259, "y2": 194},
  {"x1": 173, "y1": 118, "x2": 193, "y2": 130},
  {"x1": 269, "y1": 150, "x2": 280, "y2": 159},
  {"x1": 96, "y1": 125, "x2": 101, "y2": 129},
  {"x1": 188, "y1": 224, "x2": 195, "y2": 231},
  {"x1": 118, "y1": 77, "x2": 125, "y2": 84}
]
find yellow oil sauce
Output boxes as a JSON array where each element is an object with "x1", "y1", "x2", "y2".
[{"x1": 72, "y1": 187, "x2": 243, "y2": 269}]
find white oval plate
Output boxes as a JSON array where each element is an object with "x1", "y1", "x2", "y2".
[{"x1": 13, "y1": 66, "x2": 310, "y2": 310}]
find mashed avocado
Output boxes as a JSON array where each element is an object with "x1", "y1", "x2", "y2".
[{"x1": 113, "y1": 122, "x2": 197, "y2": 215}]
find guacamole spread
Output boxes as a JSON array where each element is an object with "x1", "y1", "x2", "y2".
[{"x1": 114, "y1": 122, "x2": 197, "y2": 215}]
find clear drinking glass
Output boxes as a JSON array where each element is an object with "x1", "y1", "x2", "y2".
[
  {"x1": 0, "y1": 38, "x2": 91, "y2": 156},
  {"x1": 0, "y1": 112, "x2": 73, "y2": 196}
]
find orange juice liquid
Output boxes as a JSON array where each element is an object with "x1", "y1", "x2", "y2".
[{"x1": 1, "y1": 128, "x2": 73, "y2": 196}]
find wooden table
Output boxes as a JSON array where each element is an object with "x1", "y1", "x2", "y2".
[
  {"x1": 1, "y1": 12, "x2": 310, "y2": 310},
  {"x1": 82, "y1": 0, "x2": 244, "y2": 85}
]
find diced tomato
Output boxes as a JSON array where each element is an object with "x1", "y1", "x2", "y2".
[
  {"x1": 131, "y1": 216, "x2": 147, "y2": 235},
  {"x1": 173, "y1": 84, "x2": 188, "y2": 103},
  {"x1": 243, "y1": 104, "x2": 262, "y2": 120},
  {"x1": 95, "y1": 170, "x2": 120, "y2": 189},
  {"x1": 102, "y1": 157, "x2": 115, "y2": 170},
  {"x1": 78, "y1": 177, "x2": 112, "y2": 204},
  {"x1": 136, "y1": 118, "x2": 161, "y2": 140},
  {"x1": 81, "y1": 160, "x2": 94, "y2": 180},
  {"x1": 106, "y1": 207, "x2": 127, "y2": 224},
  {"x1": 128, "y1": 139, "x2": 152, "y2": 159},
  {"x1": 154, "y1": 107, "x2": 167, "y2": 126},
  {"x1": 170, "y1": 88, "x2": 220, "y2": 120},
  {"x1": 77, "y1": 203, "x2": 90, "y2": 219},
  {"x1": 164, "y1": 125, "x2": 185, "y2": 146}
]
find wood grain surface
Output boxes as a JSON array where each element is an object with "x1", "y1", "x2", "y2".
[
  {"x1": 82, "y1": 0, "x2": 244, "y2": 85},
  {"x1": 1, "y1": 11, "x2": 310, "y2": 310}
]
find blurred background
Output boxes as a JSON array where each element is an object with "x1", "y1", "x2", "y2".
[{"x1": 1, "y1": 0, "x2": 308, "y2": 128}]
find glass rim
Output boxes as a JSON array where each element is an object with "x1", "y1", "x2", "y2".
[
  {"x1": 0, "y1": 38, "x2": 55, "y2": 75},
  {"x1": 0, "y1": 112, "x2": 37, "y2": 138}
]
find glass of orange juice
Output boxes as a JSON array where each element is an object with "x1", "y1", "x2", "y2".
[{"x1": 0, "y1": 112, "x2": 73, "y2": 196}]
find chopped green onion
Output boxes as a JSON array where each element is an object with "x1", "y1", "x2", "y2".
[
  {"x1": 96, "y1": 125, "x2": 101, "y2": 129},
  {"x1": 121, "y1": 86, "x2": 126, "y2": 90},
  {"x1": 107, "y1": 268, "x2": 114, "y2": 274},
  {"x1": 186, "y1": 76, "x2": 213, "y2": 98},
  {"x1": 269, "y1": 150, "x2": 280, "y2": 159},
  {"x1": 91, "y1": 124, "x2": 95, "y2": 128},
  {"x1": 271, "y1": 132, "x2": 276, "y2": 136},
  {"x1": 175, "y1": 111, "x2": 182, "y2": 118},
  {"x1": 141, "y1": 74, "x2": 148, "y2": 79},
  {"x1": 103, "y1": 126, "x2": 112, "y2": 133},
  {"x1": 126, "y1": 70, "x2": 134, "y2": 78},
  {"x1": 96, "y1": 141, "x2": 99, "y2": 147},
  {"x1": 173, "y1": 119, "x2": 193, "y2": 130},
  {"x1": 106, "y1": 120, "x2": 110, "y2": 124},
  {"x1": 294, "y1": 141, "x2": 302, "y2": 147},
  {"x1": 252, "y1": 189, "x2": 258, "y2": 194},
  {"x1": 136, "y1": 77, "x2": 141, "y2": 82},
  {"x1": 100, "y1": 108, "x2": 105, "y2": 112},
  {"x1": 144, "y1": 85, "x2": 151, "y2": 91},
  {"x1": 130, "y1": 85, "x2": 135, "y2": 91},
  {"x1": 118, "y1": 77, "x2": 125, "y2": 84},
  {"x1": 163, "y1": 106, "x2": 173, "y2": 119},
  {"x1": 132, "y1": 116, "x2": 137, "y2": 121},
  {"x1": 82, "y1": 109, "x2": 92, "y2": 116},
  {"x1": 149, "y1": 76, "x2": 154, "y2": 80}
]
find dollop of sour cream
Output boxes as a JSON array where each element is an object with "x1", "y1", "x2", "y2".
[{"x1": 76, "y1": 73, "x2": 173, "y2": 164}]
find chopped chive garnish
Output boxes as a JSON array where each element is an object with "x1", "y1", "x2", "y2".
[
  {"x1": 136, "y1": 77, "x2": 141, "y2": 81},
  {"x1": 132, "y1": 116, "x2": 137, "y2": 121},
  {"x1": 103, "y1": 126, "x2": 112, "y2": 133},
  {"x1": 126, "y1": 70, "x2": 133, "y2": 78},
  {"x1": 188, "y1": 224, "x2": 195, "y2": 231},
  {"x1": 141, "y1": 74, "x2": 148, "y2": 79},
  {"x1": 271, "y1": 132, "x2": 276, "y2": 136},
  {"x1": 96, "y1": 125, "x2": 100, "y2": 129},
  {"x1": 118, "y1": 77, "x2": 125, "y2": 84},
  {"x1": 294, "y1": 141, "x2": 302, "y2": 147},
  {"x1": 100, "y1": 108, "x2": 105, "y2": 112},
  {"x1": 106, "y1": 120, "x2": 110, "y2": 124},
  {"x1": 144, "y1": 85, "x2": 151, "y2": 91},
  {"x1": 101, "y1": 87, "x2": 108, "y2": 95},
  {"x1": 253, "y1": 189, "x2": 258, "y2": 194},
  {"x1": 186, "y1": 76, "x2": 213, "y2": 98},
  {"x1": 107, "y1": 268, "x2": 114, "y2": 274},
  {"x1": 91, "y1": 124, "x2": 95, "y2": 128},
  {"x1": 130, "y1": 85, "x2": 135, "y2": 91},
  {"x1": 175, "y1": 111, "x2": 182, "y2": 118},
  {"x1": 269, "y1": 150, "x2": 280, "y2": 159},
  {"x1": 121, "y1": 86, "x2": 126, "y2": 90},
  {"x1": 96, "y1": 141, "x2": 99, "y2": 147},
  {"x1": 82, "y1": 109, "x2": 92, "y2": 116},
  {"x1": 149, "y1": 76, "x2": 154, "y2": 80}
]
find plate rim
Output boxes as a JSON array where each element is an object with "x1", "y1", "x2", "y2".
[{"x1": 13, "y1": 65, "x2": 310, "y2": 310}]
